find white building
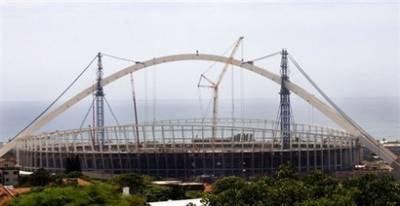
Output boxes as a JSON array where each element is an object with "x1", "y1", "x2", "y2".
[{"x1": 148, "y1": 198, "x2": 203, "y2": 206}]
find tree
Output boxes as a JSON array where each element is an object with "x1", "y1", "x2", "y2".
[
  {"x1": 212, "y1": 176, "x2": 246, "y2": 193},
  {"x1": 201, "y1": 171, "x2": 400, "y2": 206},
  {"x1": 343, "y1": 174, "x2": 400, "y2": 206},
  {"x1": 112, "y1": 173, "x2": 147, "y2": 194},
  {"x1": 276, "y1": 163, "x2": 296, "y2": 180},
  {"x1": 30, "y1": 168, "x2": 51, "y2": 186},
  {"x1": 239, "y1": 178, "x2": 272, "y2": 206},
  {"x1": 202, "y1": 176, "x2": 249, "y2": 206},
  {"x1": 304, "y1": 170, "x2": 339, "y2": 199},
  {"x1": 270, "y1": 178, "x2": 308, "y2": 205}
]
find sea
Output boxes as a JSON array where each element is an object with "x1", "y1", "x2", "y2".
[{"x1": 0, "y1": 96, "x2": 399, "y2": 142}]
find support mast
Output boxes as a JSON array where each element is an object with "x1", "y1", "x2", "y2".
[
  {"x1": 280, "y1": 49, "x2": 291, "y2": 149},
  {"x1": 95, "y1": 52, "x2": 105, "y2": 146}
]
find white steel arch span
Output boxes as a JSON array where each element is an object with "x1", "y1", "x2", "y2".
[{"x1": 1, "y1": 53, "x2": 398, "y2": 169}]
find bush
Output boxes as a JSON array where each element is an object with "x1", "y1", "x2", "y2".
[
  {"x1": 8, "y1": 186, "x2": 88, "y2": 206},
  {"x1": 9, "y1": 182, "x2": 146, "y2": 206},
  {"x1": 66, "y1": 171, "x2": 82, "y2": 178},
  {"x1": 185, "y1": 190, "x2": 203, "y2": 199},
  {"x1": 143, "y1": 185, "x2": 171, "y2": 202}
]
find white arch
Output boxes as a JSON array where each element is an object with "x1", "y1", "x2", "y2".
[{"x1": 1, "y1": 53, "x2": 397, "y2": 166}]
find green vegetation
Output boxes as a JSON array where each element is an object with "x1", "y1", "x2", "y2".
[
  {"x1": 202, "y1": 164, "x2": 400, "y2": 206},
  {"x1": 9, "y1": 182, "x2": 146, "y2": 206},
  {"x1": 24, "y1": 168, "x2": 51, "y2": 186},
  {"x1": 10, "y1": 170, "x2": 194, "y2": 206},
  {"x1": 9, "y1": 165, "x2": 400, "y2": 206}
]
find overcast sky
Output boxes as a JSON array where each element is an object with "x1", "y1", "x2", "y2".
[{"x1": 0, "y1": 1, "x2": 399, "y2": 102}]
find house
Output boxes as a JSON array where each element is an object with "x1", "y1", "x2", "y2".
[
  {"x1": 0, "y1": 169, "x2": 19, "y2": 186},
  {"x1": 0, "y1": 157, "x2": 19, "y2": 186}
]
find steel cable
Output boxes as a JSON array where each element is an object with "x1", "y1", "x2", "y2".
[{"x1": 9, "y1": 54, "x2": 98, "y2": 141}]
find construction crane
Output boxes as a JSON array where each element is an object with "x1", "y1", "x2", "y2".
[{"x1": 198, "y1": 36, "x2": 244, "y2": 140}]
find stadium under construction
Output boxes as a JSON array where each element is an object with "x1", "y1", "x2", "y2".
[
  {"x1": 3, "y1": 37, "x2": 399, "y2": 178},
  {"x1": 16, "y1": 119, "x2": 361, "y2": 177}
]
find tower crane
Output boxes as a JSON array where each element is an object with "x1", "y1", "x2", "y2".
[{"x1": 198, "y1": 36, "x2": 244, "y2": 140}]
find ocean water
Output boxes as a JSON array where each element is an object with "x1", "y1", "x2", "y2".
[{"x1": 0, "y1": 97, "x2": 399, "y2": 141}]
